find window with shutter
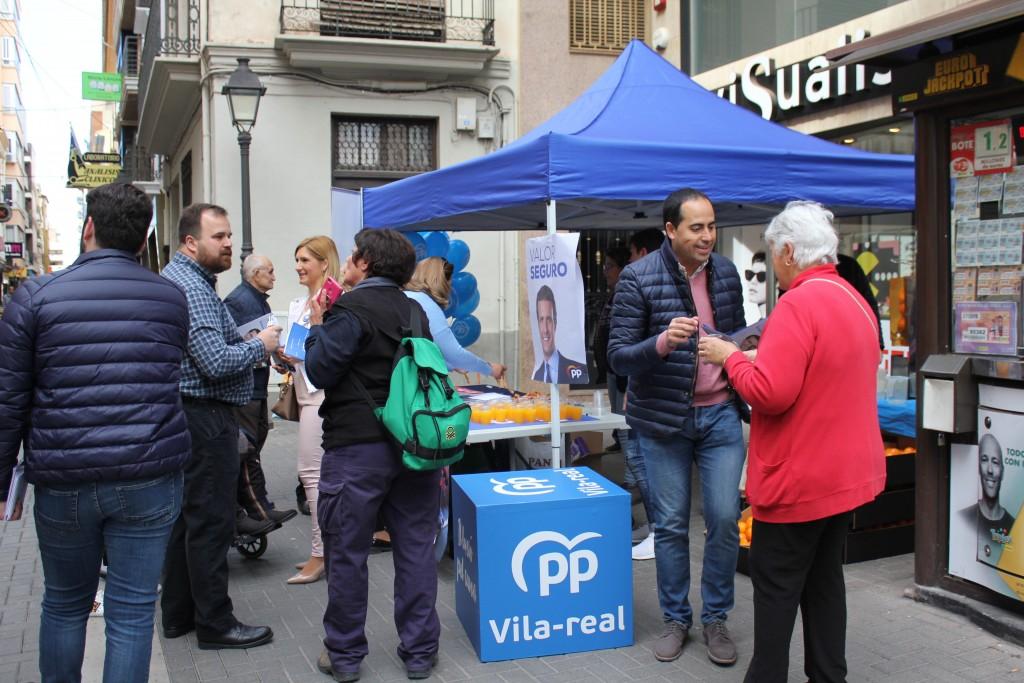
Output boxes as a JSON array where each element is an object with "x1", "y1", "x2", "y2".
[
  {"x1": 569, "y1": 0, "x2": 646, "y2": 55},
  {"x1": 332, "y1": 115, "x2": 437, "y2": 176}
]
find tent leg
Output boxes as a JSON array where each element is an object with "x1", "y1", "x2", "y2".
[{"x1": 547, "y1": 200, "x2": 562, "y2": 470}]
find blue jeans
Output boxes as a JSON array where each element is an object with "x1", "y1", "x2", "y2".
[
  {"x1": 34, "y1": 471, "x2": 183, "y2": 683},
  {"x1": 639, "y1": 401, "x2": 744, "y2": 627},
  {"x1": 622, "y1": 432, "x2": 654, "y2": 529}
]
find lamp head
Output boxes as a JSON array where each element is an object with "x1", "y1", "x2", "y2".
[{"x1": 222, "y1": 58, "x2": 266, "y2": 134}]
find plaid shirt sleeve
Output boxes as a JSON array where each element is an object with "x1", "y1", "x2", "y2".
[{"x1": 185, "y1": 286, "x2": 265, "y2": 380}]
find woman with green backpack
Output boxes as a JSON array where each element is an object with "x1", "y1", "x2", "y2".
[{"x1": 304, "y1": 229, "x2": 448, "y2": 682}]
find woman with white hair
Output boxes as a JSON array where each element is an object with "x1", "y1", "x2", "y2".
[{"x1": 698, "y1": 201, "x2": 885, "y2": 683}]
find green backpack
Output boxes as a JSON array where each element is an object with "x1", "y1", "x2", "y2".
[{"x1": 352, "y1": 302, "x2": 471, "y2": 471}]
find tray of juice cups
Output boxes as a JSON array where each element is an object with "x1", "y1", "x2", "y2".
[{"x1": 468, "y1": 396, "x2": 587, "y2": 425}]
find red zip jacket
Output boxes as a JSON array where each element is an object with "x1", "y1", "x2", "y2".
[{"x1": 723, "y1": 264, "x2": 885, "y2": 523}]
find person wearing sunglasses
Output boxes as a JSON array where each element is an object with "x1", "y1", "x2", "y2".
[
  {"x1": 745, "y1": 252, "x2": 768, "y2": 320},
  {"x1": 405, "y1": 257, "x2": 506, "y2": 381}
]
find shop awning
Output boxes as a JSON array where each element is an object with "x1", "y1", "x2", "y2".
[
  {"x1": 825, "y1": 0, "x2": 1024, "y2": 67},
  {"x1": 362, "y1": 40, "x2": 915, "y2": 232}
]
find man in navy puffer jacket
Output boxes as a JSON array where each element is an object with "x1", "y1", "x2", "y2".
[
  {"x1": 0, "y1": 182, "x2": 190, "y2": 683},
  {"x1": 608, "y1": 188, "x2": 746, "y2": 668}
]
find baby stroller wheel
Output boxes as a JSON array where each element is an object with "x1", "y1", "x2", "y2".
[{"x1": 237, "y1": 534, "x2": 268, "y2": 559}]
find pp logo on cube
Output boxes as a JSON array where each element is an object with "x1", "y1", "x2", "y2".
[{"x1": 512, "y1": 531, "x2": 600, "y2": 597}]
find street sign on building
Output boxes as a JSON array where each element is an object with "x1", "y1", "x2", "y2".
[
  {"x1": 4, "y1": 241, "x2": 23, "y2": 257},
  {"x1": 66, "y1": 131, "x2": 122, "y2": 189},
  {"x1": 82, "y1": 72, "x2": 123, "y2": 101}
]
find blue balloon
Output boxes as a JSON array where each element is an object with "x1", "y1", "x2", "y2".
[
  {"x1": 424, "y1": 231, "x2": 450, "y2": 258},
  {"x1": 444, "y1": 287, "x2": 461, "y2": 318},
  {"x1": 453, "y1": 289, "x2": 480, "y2": 319},
  {"x1": 451, "y1": 271, "x2": 477, "y2": 301},
  {"x1": 407, "y1": 232, "x2": 427, "y2": 261},
  {"x1": 451, "y1": 315, "x2": 481, "y2": 347},
  {"x1": 446, "y1": 239, "x2": 471, "y2": 272}
]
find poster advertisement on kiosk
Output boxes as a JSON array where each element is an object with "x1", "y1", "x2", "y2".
[
  {"x1": 526, "y1": 233, "x2": 589, "y2": 385},
  {"x1": 949, "y1": 394, "x2": 1024, "y2": 601}
]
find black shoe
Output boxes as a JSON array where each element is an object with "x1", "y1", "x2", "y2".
[
  {"x1": 406, "y1": 654, "x2": 438, "y2": 680},
  {"x1": 196, "y1": 622, "x2": 273, "y2": 650},
  {"x1": 236, "y1": 511, "x2": 276, "y2": 536},
  {"x1": 318, "y1": 649, "x2": 360, "y2": 681},
  {"x1": 163, "y1": 622, "x2": 194, "y2": 639},
  {"x1": 370, "y1": 537, "x2": 392, "y2": 554},
  {"x1": 606, "y1": 441, "x2": 622, "y2": 453},
  {"x1": 299, "y1": 501, "x2": 311, "y2": 516},
  {"x1": 264, "y1": 508, "x2": 298, "y2": 525}
]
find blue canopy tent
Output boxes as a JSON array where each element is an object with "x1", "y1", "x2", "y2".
[
  {"x1": 362, "y1": 39, "x2": 914, "y2": 232},
  {"x1": 360, "y1": 40, "x2": 915, "y2": 466}
]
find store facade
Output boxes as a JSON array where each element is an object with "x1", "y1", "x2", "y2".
[
  {"x1": 684, "y1": 1, "x2": 977, "y2": 350},
  {"x1": 675, "y1": 1, "x2": 981, "y2": 565},
  {"x1": 829, "y1": 0, "x2": 1024, "y2": 619}
]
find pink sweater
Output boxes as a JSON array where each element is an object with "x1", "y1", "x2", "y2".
[{"x1": 723, "y1": 264, "x2": 885, "y2": 523}]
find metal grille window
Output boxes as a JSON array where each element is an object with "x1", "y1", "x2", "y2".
[
  {"x1": 569, "y1": 0, "x2": 645, "y2": 55},
  {"x1": 333, "y1": 116, "x2": 436, "y2": 175}
]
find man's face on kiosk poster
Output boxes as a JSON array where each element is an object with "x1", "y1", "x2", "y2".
[{"x1": 980, "y1": 433, "x2": 1005, "y2": 503}]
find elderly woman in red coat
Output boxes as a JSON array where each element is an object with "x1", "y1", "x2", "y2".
[{"x1": 698, "y1": 200, "x2": 885, "y2": 683}]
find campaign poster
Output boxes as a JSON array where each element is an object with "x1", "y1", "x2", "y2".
[
  {"x1": 526, "y1": 233, "x2": 589, "y2": 384},
  {"x1": 949, "y1": 405, "x2": 1024, "y2": 602}
]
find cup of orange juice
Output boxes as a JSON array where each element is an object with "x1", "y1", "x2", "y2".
[
  {"x1": 559, "y1": 403, "x2": 570, "y2": 420},
  {"x1": 476, "y1": 405, "x2": 492, "y2": 425},
  {"x1": 567, "y1": 403, "x2": 584, "y2": 420},
  {"x1": 536, "y1": 400, "x2": 551, "y2": 421},
  {"x1": 508, "y1": 402, "x2": 525, "y2": 423},
  {"x1": 492, "y1": 401, "x2": 509, "y2": 422},
  {"x1": 522, "y1": 401, "x2": 537, "y2": 422}
]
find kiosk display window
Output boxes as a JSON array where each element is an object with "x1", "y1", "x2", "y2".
[{"x1": 949, "y1": 107, "x2": 1024, "y2": 356}]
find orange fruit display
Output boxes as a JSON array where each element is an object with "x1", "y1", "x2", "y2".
[{"x1": 738, "y1": 517, "x2": 753, "y2": 547}]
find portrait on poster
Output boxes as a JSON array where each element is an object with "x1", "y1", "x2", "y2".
[
  {"x1": 526, "y1": 233, "x2": 589, "y2": 384},
  {"x1": 949, "y1": 408, "x2": 1024, "y2": 602}
]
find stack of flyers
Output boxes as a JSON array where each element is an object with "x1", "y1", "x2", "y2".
[{"x1": 3, "y1": 462, "x2": 26, "y2": 521}]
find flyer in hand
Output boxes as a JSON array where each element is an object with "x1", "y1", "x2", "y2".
[{"x1": 703, "y1": 318, "x2": 766, "y2": 350}]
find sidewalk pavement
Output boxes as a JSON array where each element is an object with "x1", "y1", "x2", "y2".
[{"x1": 3, "y1": 418, "x2": 1024, "y2": 682}]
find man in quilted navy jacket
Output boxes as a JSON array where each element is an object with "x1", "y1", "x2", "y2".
[
  {"x1": 0, "y1": 182, "x2": 190, "y2": 683},
  {"x1": 608, "y1": 188, "x2": 746, "y2": 668}
]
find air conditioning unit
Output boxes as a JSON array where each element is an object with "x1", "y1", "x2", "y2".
[{"x1": 134, "y1": 7, "x2": 150, "y2": 36}]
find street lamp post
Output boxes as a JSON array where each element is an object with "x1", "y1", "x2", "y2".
[{"x1": 221, "y1": 58, "x2": 266, "y2": 272}]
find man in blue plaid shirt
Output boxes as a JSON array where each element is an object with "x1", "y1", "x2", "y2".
[{"x1": 161, "y1": 203, "x2": 282, "y2": 650}]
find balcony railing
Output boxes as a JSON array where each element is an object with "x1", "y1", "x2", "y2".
[
  {"x1": 119, "y1": 33, "x2": 141, "y2": 80},
  {"x1": 138, "y1": 0, "x2": 201, "y2": 111},
  {"x1": 119, "y1": 144, "x2": 157, "y2": 183},
  {"x1": 280, "y1": 0, "x2": 495, "y2": 46}
]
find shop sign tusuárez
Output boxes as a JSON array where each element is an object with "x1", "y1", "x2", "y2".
[{"x1": 712, "y1": 30, "x2": 892, "y2": 122}]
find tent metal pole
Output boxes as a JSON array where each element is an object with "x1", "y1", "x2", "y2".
[{"x1": 547, "y1": 199, "x2": 562, "y2": 469}]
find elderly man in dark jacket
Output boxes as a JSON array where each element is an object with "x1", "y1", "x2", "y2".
[
  {"x1": 0, "y1": 182, "x2": 190, "y2": 683},
  {"x1": 608, "y1": 188, "x2": 746, "y2": 668},
  {"x1": 224, "y1": 254, "x2": 296, "y2": 525}
]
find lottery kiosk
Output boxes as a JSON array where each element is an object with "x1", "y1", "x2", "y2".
[{"x1": 829, "y1": 1, "x2": 1024, "y2": 620}]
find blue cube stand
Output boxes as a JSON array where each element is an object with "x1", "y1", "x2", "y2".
[{"x1": 452, "y1": 467, "x2": 633, "y2": 661}]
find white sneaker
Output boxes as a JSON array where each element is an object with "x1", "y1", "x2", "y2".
[{"x1": 632, "y1": 532, "x2": 655, "y2": 561}]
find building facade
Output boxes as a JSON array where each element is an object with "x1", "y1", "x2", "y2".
[
  {"x1": 1, "y1": 0, "x2": 31, "y2": 293},
  {"x1": 106, "y1": 0, "x2": 521, "y2": 371}
]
